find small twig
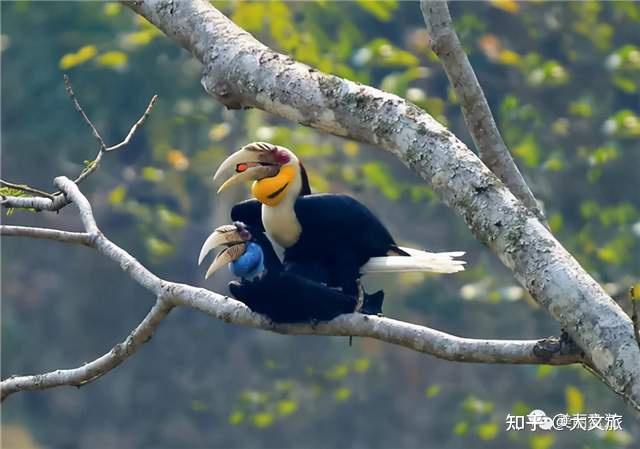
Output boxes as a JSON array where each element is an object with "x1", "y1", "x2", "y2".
[
  {"x1": 0, "y1": 180, "x2": 55, "y2": 199},
  {"x1": 63, "y1": 75, "x2": 158, "y2": 188},
  {"x1": 105, "y1": 94, "x2": 158, "y2": 153},
  {"x1": 63, "y1": 74, "x2": 107, "y2": 151},
  {"x1": 1, "y1": 78, "x2": 158, "y2": 213}
]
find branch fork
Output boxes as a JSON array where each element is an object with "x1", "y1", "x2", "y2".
[{"x1": 0, "y1": 75, "x2": 157, "y2": 210}]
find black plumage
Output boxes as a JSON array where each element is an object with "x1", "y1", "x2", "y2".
[
  {"x1": 231, "y1": 193, "x2": 407, "y2": 296},
  {"x1": 227, "y1": 223, "x2": 383, "y2": 323}
]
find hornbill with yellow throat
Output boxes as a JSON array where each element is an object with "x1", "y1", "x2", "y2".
[
  {"x1": 203, "y1": 142, "x2": 465, "y2": 299},
  {"x1": 198, "y1": 221, "x2": 383, "y2": 322}
]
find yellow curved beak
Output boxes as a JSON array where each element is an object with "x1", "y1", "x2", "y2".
[{"x1": 214, "y1": 143, "x2": 281, "y2": 194}]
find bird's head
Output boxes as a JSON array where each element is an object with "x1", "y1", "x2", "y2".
[
  {"x1": 213, "y1": 142, "x2": 309, "y2": 206},
  {"x1": 198, "y1": 221, "x2": 263, "y2": 280}
]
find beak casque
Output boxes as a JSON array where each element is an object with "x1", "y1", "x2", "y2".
[
  {"x1": 198, "y1": 224, "x2": 248, "y2": 279},
  {"x1": 213, "y1": 143, "x2": 281, "y2": 194}
]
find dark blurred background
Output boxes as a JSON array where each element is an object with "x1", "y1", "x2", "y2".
[{"x1": 2, "y1": 1, "x2": 639, "y2": 448}]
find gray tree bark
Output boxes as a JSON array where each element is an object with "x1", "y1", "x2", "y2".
[{"x1": 125, "y1": 0, "x2": 640, "y2": 411}]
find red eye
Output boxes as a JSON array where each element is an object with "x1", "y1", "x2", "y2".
[{"x1": 236, "y1": 163, "x2": 248, "y2": 173}]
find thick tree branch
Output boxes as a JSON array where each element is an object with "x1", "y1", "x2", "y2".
[
  {"x1": 1, "y1": 177, "x2": 585, "y2": 400},
  {"x1": 124, "y1": 0, "x2": 640, "y2": 411},
  {"x1": 420, "y1": 0, "x2": 544, "y2": 223}
]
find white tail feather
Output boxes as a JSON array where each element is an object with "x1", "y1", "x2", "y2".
[{"x1": 363, "y1": 247, "x2": 466, "y2": 274}]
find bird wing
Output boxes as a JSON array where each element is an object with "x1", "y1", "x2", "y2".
[
  {"x1": 293, "y1": 194, "x2": 466, "y2": 275},
  {"x1": 292, "y1": 193, "x2": 397, "y2": 258}
]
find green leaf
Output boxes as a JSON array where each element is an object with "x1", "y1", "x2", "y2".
[
  {"x1": 0, "y1": 186, "x2": 27, "y2": 198},
  {"x1": 612, "y1": 75, "x2": 638, "y2": 93},
  {"x1": 240, "y1": 390, "x2": 269, "y2": 405},
  {"x1": 334, "y1": 387, "x2": 351, "y2": 402},
  {"x1": 565, "y1": 385, "x2": 584, "y2": 414},
  {"x1": 108, "y1": 186, "x2": 126, "y2": 205},
  {"x1": 530, "y1": 434, "x2": 555, "y2": 449},
  {"x1": 548, "y1": 213, "x2": 564, "y2": 233},
  {"x1": 142, "y1": 166, "x2": 164, "y2": 182},
  {"x1": 462, "y1": 395, "x2": 494, "y2": 414},
  {"x1": 536, "y1": 365, "x2": 555, "y2": 379},
  {"x1": 352, "y1": 358, "x2": 370, "y2": 373},
  {"x1": 362, "y1": 162, "x2": 402, "y2": 200},
  {"x1": 476, "y1": 422, "x2": 499, "y2": 441},
  {"x1": 453, "y1": 421, "x2": 469, "y2": 435},
  {"x1": 0, "y1": 187, "x2": 30, "y2": 216},
  {"x1": 307, "y1": 170, "x2": 330, "y2": 193},
  {"x1": 145, "y1": 237, "x2": 174, "y2": 259},
  {"x1": 579, "y1": 200, "x2": 599, "y2": 220},
  {"x1": 228, "y1": 410, "x2": 244, "y2": 425},
  {"x1": 366, "y1": 38, "x2": 418, "y2": 67},
  {"x1": 602, "y1": 429, "x2": 633, "y2": 446},
  {"x1": 268, "y1": 1, "x2": 297, "y2": 52},
  {"x1": 568, "y1": 100, "x2": 593, "y2": 117},
  {"x1": 425, "y1": 384, "x2": 441, "y2": 398},
  {"x1": 251, "y1": 412, "x2": 274, "y2": 428},
  {"x1": 103, "y1": 3, "x2": 122, "y2": 16},
  {"x1": 356, "y1": 0, "x2": 397, "y2": 21},
  {"x1": 59, "y1": 45, "x2": 97, "y2": 70},
  {"x1": 513, "y1": 134, "x2": 540, "y2": 167},
  {"x1": 543, "y1": 156, "x2": 564, "y2": 172},
  {"x1": 489, "y1": 0, "x2": 520, "y2": 14},
  {"x1": 97, "y1": 51, "x2": 128, "y2": 69},
  {"x1": 276, "y1": 400, "x2": 298, "y2": 417},
  {"x1": 123, "y1": 30, "x2": 158, "y2": 48},
  {"x1": 231, "y1": 3, "x2": 265, "y2": 32},
  {"x1": 604, "y1": 110, "x2": 640, "y2": 138},
  {"x1": 325, "y1": 364, "x2": 349, "y2": 380},
  {"x1": 597, "y1": 234, "x2": 634, "y2": 265},
  {"x1": 512, "y1": 401, "x2": 531, "y2": 416},
  {"x1": 157, "y1": 207, "x2": 186, "y2": 229}
]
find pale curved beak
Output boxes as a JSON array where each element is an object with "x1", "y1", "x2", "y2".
[
  {"x1": 213, "y1": 143, "x2": 281, "y2": 194},
  {"x1": 198, "y1": 224, "x2": 250, "y2": 279},
  {"x1": 204, "y1": 244, "x2": 246, "y2": 279},
  {"x1": 216, "y1": 165, "x2": 279, "y2": 194}
]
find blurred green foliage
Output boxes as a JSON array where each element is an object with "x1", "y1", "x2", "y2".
[{"x1": 2, "y1": 1, "x2": 639, "y2": 449}]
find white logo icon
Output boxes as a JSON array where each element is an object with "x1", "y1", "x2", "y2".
[{"x1": 527, "y1": 409, "x2": 554, "y2": 430}]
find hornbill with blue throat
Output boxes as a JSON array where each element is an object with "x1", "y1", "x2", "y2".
[
  {"x1": 198, "y1": 221, "x2": 383, "y2": 322},
  {"x1": 203, "y1": 142, "x2": 465, "y2": 301}
]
